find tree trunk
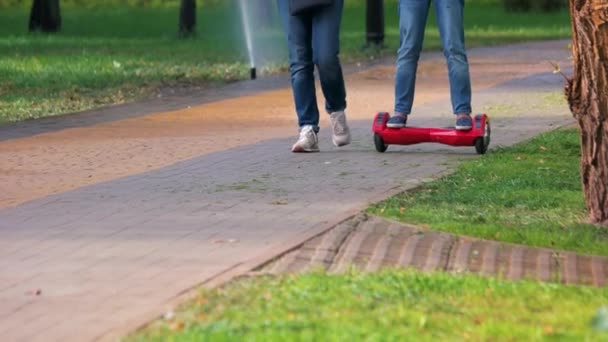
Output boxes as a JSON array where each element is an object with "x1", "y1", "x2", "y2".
[
  {"x1": 566, "y1": 0, "x2": 608, "y2": 225},
  {"x1": 29, "y1": 0, "x2": 61, "y2": 33},
  {"x1": 179, "y1": 0, "x2": 196, "y2": 37},
  {"x1": 366, "y1": 0, "x2": 385, "y2": 46}
]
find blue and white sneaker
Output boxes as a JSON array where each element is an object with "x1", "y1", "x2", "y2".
[
  {"x1": 455, "y1": 115, "x2": 473, "y2": 131},
  {"x1": 387, "y1": 114, "x2": 407, "y2": 128}
]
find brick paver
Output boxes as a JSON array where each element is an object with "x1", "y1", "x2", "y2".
[
  {"x1": 0, "y1": 41, "x2": 574, "y2": 342},
  {"x1": 262, "y1": 214, "x2": 607, "y2": 287}
]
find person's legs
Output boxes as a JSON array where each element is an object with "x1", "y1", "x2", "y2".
[
  {"x1": 277, "y1": 0, "x2": 320, "y2": 131},
  {"x1": 312, "y1": 0, "x2": 350, "y2": 146},
  {"x1": 312, "y1": 0, "x2": 346, "y2": 114},
  {"x1": 434, "y1": 0, "x2": 472, "y2": 129},
  {"x1": 390, "y1": 0, "x2": 430, "y2": 128}
]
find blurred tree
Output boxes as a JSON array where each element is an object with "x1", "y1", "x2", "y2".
[
  {"x1": 366, "y1": 0, "x2": 384, "y2": 46},
  {"x1": 29, "y1": 0, "x2": 61, "y2": 33},
  {"x1": 503, "y1": 0, "x2": 565, "y2": 12},
  {"x1": 179, "y1": 0, "x2": 196, "y2": 37},
  {"x1": 566, "y1": 0, "x2": 608, "y2": 225}
]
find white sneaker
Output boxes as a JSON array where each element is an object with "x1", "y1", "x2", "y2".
[
  {"x1": 291, "y1": 125, "x2": 320, "y2": 153},
  {"x1": 329, "y1": 111, "x2": 351, "y2": 147}
]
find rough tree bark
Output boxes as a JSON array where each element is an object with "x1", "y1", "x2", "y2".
[
  {"x1": 566, "y1": 0, "x2": 608, "y2": 225},
  {"x1": 29, "y1": 0, "x2": 61, "y2": 33},
  {"x1": 179, "y1": 0, "x2": 196, "y2": 37}
]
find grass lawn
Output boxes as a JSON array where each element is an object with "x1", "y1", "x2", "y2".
[
  {"x1": 0, "y1": 1, "x2": 571, "y2": 122},
  {"x1": 128, "y1": 270, "x2": 608, "y2": 341},
  {"x1": 370, "y1": 128, "x2": 608, "y2": 256}
]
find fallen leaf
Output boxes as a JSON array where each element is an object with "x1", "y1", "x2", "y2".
[
  {"x1": 552, "y1": 65, "x2": 561, "y2": 74},
  {"x1": 543, "y1": 326, "x2": 554, "y2": 334},
  {"x1": 540, "y1": 145, "x2": 547, "y2": 151},
  {"x1": 163, "y1": 311, "x2": 175, "y2": 321},
  {"x1": 25, "y1": 289, "x2": 42, "y2": 296},
  {"x1": 169, "y1": 321, "x2": 184, "y2": 331}
]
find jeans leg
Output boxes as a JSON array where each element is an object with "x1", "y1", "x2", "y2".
[
  {"x1": 277, "y1": 0, "x2": 320, "y2": 129},
  {"x1": 434, "y1": 0, "x2": 472, "y2": 114},
  {"x1": 395, "y1": 0, "x2": 430, "y2": 115},
  {"x1": 312, "y1": 0, "x2": 346, "y2": 114}
]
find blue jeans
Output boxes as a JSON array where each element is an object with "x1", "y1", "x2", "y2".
[
  {"x1": 277, "y1": 0, "x2": 347, "y2": 131},
  {"x1": 395, "y1": 0, "x2": 472, "y2": 115}
]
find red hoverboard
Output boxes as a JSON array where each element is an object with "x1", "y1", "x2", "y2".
[{"x1": 372, "y1": 112, "x2": 491, "y2": 154}]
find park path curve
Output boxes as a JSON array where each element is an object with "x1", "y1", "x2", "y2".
[{"x1": 0, "y1": 40, "x2": 576, "y2": 342}]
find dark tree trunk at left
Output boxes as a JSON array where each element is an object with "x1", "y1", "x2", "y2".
[
  {"x1": 29, "y1": 0, "x2": 61, "y2": 33},
  {"x1": 179, "y1": 0, "x2": 196, "y2": 37}
]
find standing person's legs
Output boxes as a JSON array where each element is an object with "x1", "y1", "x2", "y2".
[
  {"x1": 277, "y1": 0, "x2": 319, "y2": 131},
  {"x1": 311, "y1": 0, "x2": 350, "y2": 146},
  {"x1": 390, "y1": 0, "x2": 430, "y2": 128},
  {"x1": 434, "y1": 0, "x2": 472, "y2": 129},
  {"x1": 312, "y1": 0, "x2": 346, "y2": 114}
]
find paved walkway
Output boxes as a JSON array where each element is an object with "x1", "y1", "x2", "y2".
[{"x1": 0, "y1": 41, "x2": 575, "y2": 342}]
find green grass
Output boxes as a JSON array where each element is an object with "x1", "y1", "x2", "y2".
[
  {"x1": 0, "y1": 1, "x2": 571, "y2": 123},
  {"x1": 128, "y1": 270, "x2": 608, "y2": 341},
  {"x1": 370, "y1": 128, "x2": 608, "y2": 256}
]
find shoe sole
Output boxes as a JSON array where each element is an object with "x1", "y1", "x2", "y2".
[
  {"x1": 455, "y1": 125, "x2": 472, "y2": 131},
  {"x1": 386, "y1": 123, "x2": 406, "y2": 128},
  {"x1": 332, "y1": 136, "x2": 351, "y2": 147},
  {"x1": 292, "y1": 146, "x2": 320, "y2": 153}
]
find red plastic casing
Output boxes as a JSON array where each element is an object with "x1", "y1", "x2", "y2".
[{"x1": 372, "y1": 112, "x2": 489, "y2": 147}]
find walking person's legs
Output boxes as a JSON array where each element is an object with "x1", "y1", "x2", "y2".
[
  {"x1": 312, "y1": 0, "x2": 350, "y2": 146},
  {"x1": 277, "y1": 0, "x2": 320, "y2": 151}
]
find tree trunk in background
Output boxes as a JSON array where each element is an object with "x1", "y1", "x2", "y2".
[
  {"x1": 179, "y1": 0, "x2": 196, "y2": 37},
  {"x1": 366, "y1": 0, "x2": 384, "y2": 46},
  {"x1": 29, "y1": 0, "x2": 61, "y2": 33},
  {"x1": 566, "y1": 0, "x2": 608, "y2": 225}
]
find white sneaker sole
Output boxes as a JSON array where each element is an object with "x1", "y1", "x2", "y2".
[
  {"x1": 332, "y1": 136, "x2": 351, "y2": 147},
  {"x1": 291, "y1": 145, "x2": 320, "y2": 153}
]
